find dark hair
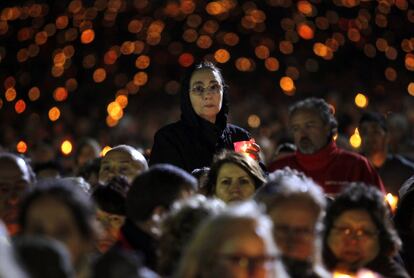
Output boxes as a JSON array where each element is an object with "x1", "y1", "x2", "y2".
[
  {"x1": 126, "y1": 164, "x2": 197, "y2": 222},
  {"x1": 92, "y1": 176, "x2": 130, "y2": 216},
  {"x1": 358, "y1": 112, "x2": 388, "y2": 132},
  {"x1": 77, "y1": 157, "x2": 101, "y2": 181},
  {"x1": 204, "y1": 150, "x2": 266, "y2": 196},
  {"x1": 74, "y1": 138, "x2": 101, "y2": 166},
  {"x1": 322, "y1": 183, "x2": 401, "y2": 270},
  {"x1": 289, "y1": 98, "x2": 338, "y2": 139},
  {"x1": 14, "y1": 236, "x2": 75, "y2": 278},
  {"x1": 19, "y1": 178, "x2": 97, "y2": 241},
  {"x1": 0, "y1": 152, "x2": 36, "y2": 184}
]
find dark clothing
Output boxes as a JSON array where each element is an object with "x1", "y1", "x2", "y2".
[
  {"x1": 282, "y1": 256, "x2": 327, "y2": 278},
  {"x1": 376, "y1": 154, "x2": 414, "y2": 195},
  {"x1": 394, "y1": 177, "x2": 414, "y2": 278},
  {"x1": 149, "y1": 75, "x2": 251, "y2": 173},
  {"x1": 366, "y1": 255, "x2": 411, "y2": 278},
  {"x1": 149, "y1": 121, "x2": 251, "y2": 172},
  {"x1": 112, "y1": 219, "x2": 158, "y2": 272},
  {"x1": 269, "y1": 141, "x2": 385, "y2": 195}
]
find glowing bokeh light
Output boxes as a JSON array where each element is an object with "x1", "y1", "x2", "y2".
[
  {"x1": 5, "y1": 87, "x2": 17, "y2": 102},
  {"x1": 247, "y1": 114, "x2": 261, "y2": 128},
  {"x1": 355, "y1": 93, "x2": 369, "y2": 108},
  {"x1": 408, "y1": 82, "x2": 414, "y2": 96},
  {"x1": 48, "y1": 106, "x2": 61, "y2": 121},
  {"x1": 28, "y1": 87, "x2": 40, "y2": 101},
  {"x1": 93, "y1": 68, "x2": 107, "y2": 83},
  {"x1": 16, "y1": 140, "x2": 28, "y2": 154},
  {"x1": 100, "y1": 146, "x2": 112, "y2": 157},
  {"x1": 53, "y1": 87, "x2": 68, "y2": 102},
  {"x1": 61, "y1": 140, "x2": 73, "y2": 155},
  {"x1": 80, "y1": 29, "x2": 95, "y2": 44},
  {"x1": 214, "y1": 49, "x2": 230, "y2": 63},
  {"x1": 15, "y1": 99, "x2": 26, "y2": 114},
  {"x1": 350, "y1": 128, "x2": 362, "y2": 149}
]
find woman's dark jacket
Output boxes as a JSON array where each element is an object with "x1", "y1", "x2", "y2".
[{"x1": 149, "y1": 85, "x2": 251, "y2": 173}]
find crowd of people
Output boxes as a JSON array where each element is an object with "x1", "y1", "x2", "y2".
[{"x1": 1, "y1": 61, "x2": 414, "y2": 278}]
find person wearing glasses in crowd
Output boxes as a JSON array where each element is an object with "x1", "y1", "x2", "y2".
[
  {"x1": 322, "y1": 183, "x2": 409, "y2": 278},
  {"x1": 149, "y1": 61, "x2": 260, "y2": 173}
]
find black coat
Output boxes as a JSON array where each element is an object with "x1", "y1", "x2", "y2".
[{"x1": 149, "y1": 78, "x2": 251, "y2": 173}]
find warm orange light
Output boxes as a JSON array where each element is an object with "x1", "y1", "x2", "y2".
[
  {"x1": 214, "y1": 49, "x2": 230, "y2": 63},
  {"x1": 347, "y1": 28, "x2": 361, "y2": 42},
  {"x1": 206, "y1": 2, "x2": 224, "y2": 15},
  {"x1": 247, "y1": 114, "x2": 261, "y2": 128},
  {"x1": 386, "y1": 193, "x2": 398, "y2": 214},
  {"x1": 405, "y1": 53, "x2": 414, "y2": 71},
  {"x1": 280, "y1": 76, "x2": 295, "y2": 92},
  {"x1": 182, "y1": 29, "x2": 198, "y2": 43},
  {"x1": 53, "y1": 87, "x2": 68, "y2": 102},
  {"x1": 93, "y1": 68, "x2": 107, "y2": 83},
  {"x1": 135, "y1": 55, "x2": 150, "y2": 69},
  {"x1": 350, "y1": 128, "x2": 361, "y2": 149},
  {"x1": 178, "y1": 53, "x2": 194, "y2": 67},
  {"x1": 15, "y1": 99, "x2": 26, "y2": 114},
  {"x1": 197, "y1": 35, "x2": 213, "y2": 49},
  {"x1": 107, "y1": 101, "x2": 123, "y2": 120},
  {"x1": 28, "y1": 87, "x2": 40, "y2": 101},
  {"x1": 297, "y1": 1, "x2": 313, "y2": 15},
  {"x1": 53, "y1": 52, "x2": 66, "y2": 67},
  {"x1": 376, "y1": 38, "x2": 388, "y2": 52},
  {"x1": 265, "y1": 57, "x2": 279, "y2": 71},
  {"x1": 313, "y1": 42, "x2": 329, "y2": 57},
  {"x1": 4, "y1": 76, "x2": 16, "y2": 89},
  {"x1": 133, "y1": 71, "x2": 148, "y2": 86},
  {"x1": 128, "y1": 19, "x2": 143, "y2": 33},
  {"x1": 56, "y1": 15, "x2": 69, "y2": 29},
  {"x1": 34, "y1": 31, "x2": 48, "y2": 45},
  {"x1": 65, "y1": 78, "x2": 78, "y2": 92},
  {"x1": 104, "y1": 50, "x2": 118, "y2": 65},
  {"x1": 297, "y1": 23, "x2": 314, "y2": 40},
  {"x1": 408, "y1": 82, "x2": 414, "y2": 96},
  {"x1": 16, "y1": 49, "x2": 28, "y2": 63},
  {"x1": 16, "y1": 141, "x2": 28, "y2": 154},
  {"x1": 106, "y1": 115, "x2": 119, "y2": 127},
  {"x1": 255, "y1": 45, "x2": 270, "y2": 59},
  {"x1": 100, "y1": 146, "x2": 112, "y2": 157},
  {"x1": 115, "y1": 95, "x2": 128, "y2": 108},
  {"x1": 51, "y1": 66, "x2": 64, "y2": 77},
  {"x1": 385, "y1": 67, "x2": 397, "y2": 81},
  {"x1": 5, "y1": 87, "x2": 17, "y2": 102},
  {"x1": 120, "y1": 41, "x2": 135, "y2": 55},
  {"x1": 235, "y1": 57, "x2": 252, "y2": 72},
  {"x1": 223, "y1": 32, "x2": 239, "y2": 46},
  {"x1": 355, "y1": 93, "x2": 368, "y2": 108},
  {"x1": 48, "y1": 107, "x2": 61, "y2": 121},
  {"x1": 80, "y1": 29, "x2": 95, "y2": 44},
  {"x1": 61, "y1": 140, "x2": 73, "y2": 156},
  {"x1": 279, "y1": 41, "x2": 294, "y2": 54},
  {"x1": 63, "y1": 45, "x2": 75, "y2": 58}
]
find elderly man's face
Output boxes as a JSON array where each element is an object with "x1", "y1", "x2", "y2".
[
  {"x1": 289, "y1": 109, "x2": 331, "y2": 154},
  {"x1": 0, "y1": 156, "x2": 32, "y2": 230}
]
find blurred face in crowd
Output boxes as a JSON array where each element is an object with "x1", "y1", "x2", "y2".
[
  {"x1": 189, "y1": 68, "x2": 223, "y2": 123},
  {"x1": 99, "y1": 149, "x2": 146, "y2": 184},
  {"x1": 327, "y1": 209, "x2": 380, "y2": 271},
  {"x1": 23, "y1": 196, "x2": 92, "y2": 265},
  {"x1": 95, "y1": 208, "x2": 125, "y2": 253},
  {"x1": 359, "y1": 121, "x2": 388, "y2": 157},
  {"x1": 77, "y1": 143, "x2": 100, "y2": 167},
  {"x1": 0, "y1": 156, "x2": 32, "y2": 233},
  {"x1": 289, "y1": 109, "x2": 330, "y2": 154},
  {"x1": 215, "y1": 163, "x2": 256, "y2": 203},
  {"x1": 269, "y1": 200, "x2": 319, "y2": 261},
  {"x1": 217, "y1": 221, "x2": 276, "y2": 278}
]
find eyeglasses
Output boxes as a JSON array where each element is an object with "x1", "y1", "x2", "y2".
[
  {"x1": 190, "y1": 83, "x2": 222, "y2": 95},
  {"x1": 219, "y1": 254, "x2": 278, "y2": 272},
  {"x1": 332, "y1": 226, "x2": 379, "y2": 240},
  {"x1": 274, "y1": 224, "x2": 317, "y2": 238}
]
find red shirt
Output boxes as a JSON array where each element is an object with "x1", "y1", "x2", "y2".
[{"x1": 269, "y1": 141, "x2": 385, "y2": 195}]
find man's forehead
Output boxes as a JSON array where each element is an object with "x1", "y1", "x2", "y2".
[{"x1": 290, "y1": 109, "x2": 323, "y2": 123}]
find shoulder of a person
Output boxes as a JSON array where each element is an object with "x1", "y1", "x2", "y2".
[
  {"x1": 226, "y1": 123, "x2": 250, "y2": 134},
  {"x1": 155, "y1": 121, "x2": 185, "y2": 136},
  {"x1": 335, "y1": 147, "x2": 368, "y2": 163}
]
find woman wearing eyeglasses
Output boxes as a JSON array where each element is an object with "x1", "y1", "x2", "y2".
[
  {"x1": 322, "y1": 183, "x2": 409, "y2": 278},
  {"x1": 149, "y1": 61, "x2": 260, "y2": 173}
]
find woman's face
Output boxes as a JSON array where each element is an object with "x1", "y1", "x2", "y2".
[
  {"x1": 189, "y1": 68, "x2": 223, "y2": 123},
  {"x1": 23, "y1": 197, "x2": 91, "y2": 265},
  {"x1": 327, "y1": 209, "x2": 380, "y2": 271},
  {"x1": 215, "y1": 163, "x2": 256, "y2": 203},
  {"x1": 216, "y1": 224, "x2": 275, "y2": 278}
]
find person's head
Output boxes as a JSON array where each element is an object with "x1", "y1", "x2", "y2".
[
  {"x1": 158, "y1": 194, "x2": 225, "y2": 276},
  {"x1": 176, "y1": 201, "x2": 288, "y2": 278},
  {"x1": 205, "y1": 151, "x2": 266, "y2": 203},
  {"x1": 358, "y1": 112, "x2": 388, "y2": 158},
  {"x1": 126, "y1": 164, "x2": 196, "y2": 231},
  {"x1": 18, "y1": 178, "x2": 98, "y2": 267},
  {"x1": 99, "y1": 145, "x2": 148, "y2": 184},
  {"x1": 255, "y1": 167, "x2": 326, "y2": 263},
  {"x1": 323, "y1": 183, "x2": 401, "y2": 273},
  {"x1": 0, "y1": 153, "x2": 35, "y2": 233},
  {"x1": 77, "y1": 157, "x2": 101, "y2": 190},
  {"x1": 186, "y1": 61, "x2": 226, "y2": 123},
  {"x1": 14, "y1": 236, "x2": 75, "y2": 278},
  {"x1": 288, "y1": 98, "x2": 337, "y2": 154},
  {"x1": 33, "y1": 161, "x2": 62, "y2": 179},
  {"x1": 75, "y1": 138, "x2": 101, "y2": 168},
  {"x1": 191, "y1": 167, "x2": 210, "y2": 195},
  {"x1": 92, "y1": 176, "x2": 129, "y2": 253}
]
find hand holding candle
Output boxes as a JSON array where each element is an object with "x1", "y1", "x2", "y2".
[{"x1": 233, "y1": 139, "x2": 261, "y2": 161}]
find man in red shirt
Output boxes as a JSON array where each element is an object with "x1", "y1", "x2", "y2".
[{"x1": 269, "y1": 98, "x2": 384, "y2": 195}]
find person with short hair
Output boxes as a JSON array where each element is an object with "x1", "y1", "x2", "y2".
[
  {"x1": 358, "y1": 111, "x2": 414, "y2": 195},
  {"x1": 269, "y1": 97, "x2": 384, "y2": 195},
  {"x1": 322, "y1": 183, "x2": 409, "y2": 277},
  {"x1": 111, "y1": 164, "x2": 197, "y2": 271},
  {"x1": 0, "y1": 152, "x2": 36, "y2": 235},
  {"x1": 255, "y1": 167, "x2": 330, "y2": 278},
  {"x1": 175, "y1": 201, "x2": 289, "y2": 278},
  {"x1": 204, "y1": 150, "x2": 266, "y2": 203},
  {"x1": 99, "y1": 145, "x2": 148, "y2": 184}
]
